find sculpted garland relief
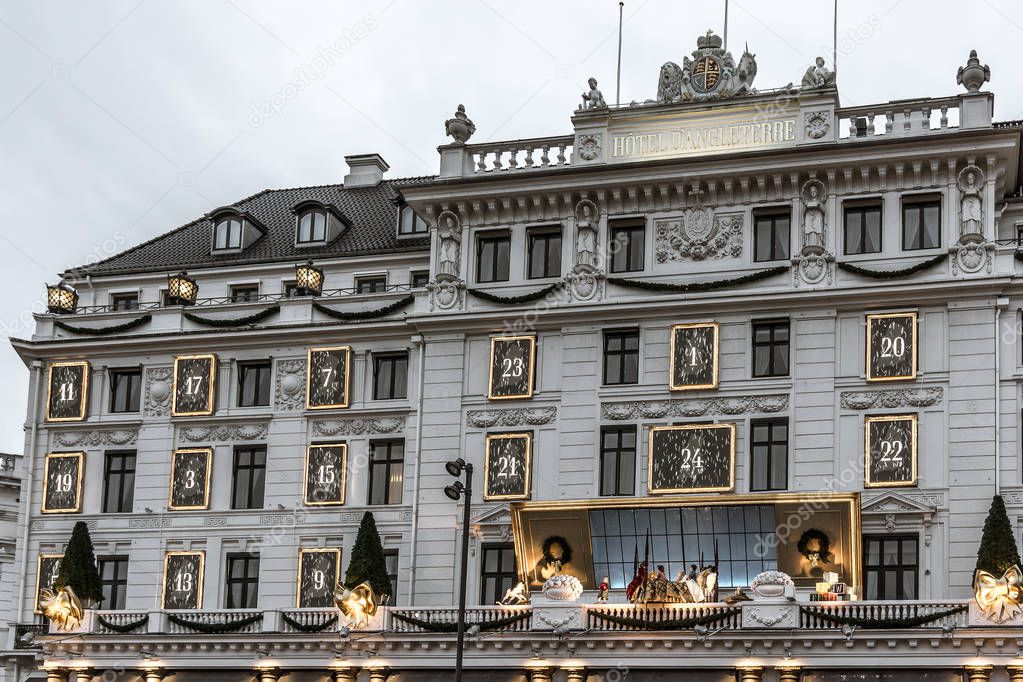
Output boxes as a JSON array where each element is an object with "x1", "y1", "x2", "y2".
[{"x1": 654, "y1": 210, "x2": 743, "y2": 262}]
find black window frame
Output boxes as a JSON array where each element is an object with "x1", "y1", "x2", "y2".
[
  {"x1": 749, "y1": 418, "x2": 788, "y2": 492},
  {"x1": 231, "y1": 445, "x2": 267, "y2": 510},
  {"x1": 213, "y1": 217, "x2": 243, "y2": 251},
  {"x1": 603, "y1": 329, "x2": 640, "y2": 385},
  {"x1": 101, "y1": 450, "x2": 136, "y2": 514},
  {"x1": 753, "y1": 208, "x2": 791, "y2": 262},
  {"x1": 230, "y1": 284, "x2": 260, "y2": 303},
  {"x1": 863, "y1": 534, "x2": 919, "y2": 600},
  {"x1": 901, "y1": 195, "x2": 942, "y2": 251},
  {"x1": 236, "y1": 360, "x2": 272, "y2": 408},
  {"x1": 599, "y1": 426, "x2": 637, "y2": 496},
  {"x1": 384, "y1": 548, "x2": 399, "y2": 604},
  {"x1": 410, "y1": 270, "x2": 430, "y2": 288},
  {"x1": 479, "y1": 543, "x2": 517, "y2": 605},
  {"x1": 398, "y1": 205, "x2": 428, "y2": 236},
  {"x1": 368, "y1": 440, "x2": 404, "y2": 505},
  {"x1": 225, "y1": 552, "x2": 260, "y2": 609},
  {"x1": 476, "y1": 231, "x2": 511, "y2": 283},
  {"x1": 356, "y1": 275, "x2": 387, "y2": 294},
  {"x1": 98, "y1": 555, "x2": 129, "y2": 610},
  {"x1": 110, "y1": 293, "x2": 140, "y2": 311},
  {"x1": 609, "y1": 221, "x2": 645, "y2": 273},
  {"x1": 843, "y1": 201, "x2": 883, "y2": 255},
  {"x1": 527, "y1": 226, "x2": 563, "y2": 279},
  {"x1": 108, "y1": 367, "x2": 142, "y2": 414},
  {"x1": 373, "y1": 352, "x2": 409, "y2": 401},
  {"x1": 297, "y1": 209, "x2": 328, "y2": 244},
  {"x1": 752, "y1": 319, "x2": 790, "y2": 378}
]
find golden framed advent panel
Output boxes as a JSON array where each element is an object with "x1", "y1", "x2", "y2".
[
  {"x1": 162, "y1": 550, "x2": 205, "y2": 610},
  {"x1": 865, "y1": 311, "x2": 918, "y2": 382},
  {"x1": 487, "y1": 335, "x2": 537, "y2": 401},
  {"x1": 171, "y1": 353, "x2": 218, "y2": 417},
  {"x1": 41, "y1": 451, "x2": 85, "y2": 514},
  {"x1": 296, "y1": 547, "x2": 342, "y2": 608},
  {"x1": 864, "y1": 414, "x2": 919, "y2": 488},
  {"x1": 303, "y1": 442, "x2": 348, "y2": 506},
  {"x1": 668, "y1": 321, "x2": 720, "y2": 391},
  {"x1": 34, "y1": 553, "x2": 63, "y2": 613},
  {"x1": 45, "y1": 360, "x2": 90, "y2": 422},
  {"x1": 483, "y1": 432, "x2": 533, "y2": 502},
  {"x1": 168, "y1": 448, "x2": 213, "y2": 511},
  {"x1": 305, "y1": 346, "x2": 353, "y2": 410},
  {"x1": 646, "y1": 422, "x2": 736, "y2": 494}
]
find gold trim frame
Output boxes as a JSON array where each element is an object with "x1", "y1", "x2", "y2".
[
  {"x1": 34, "y1": 553, "x2": 63, "y2": 613},
  {"x1": 303, "y1": 443, "x2": 348, "y2": 506},
  {"x1": 168, "y1": 448, "x2": 213, "y2": 511},
  {"x1": 669, "y1": 322, "x2": 720, "y2": 391},
  {"x1": 647, "y1": 423, "x2": 736, "y2": 494},
  {"x1": 171, "y1": 354, "x2": 218, "y2": 417},
  {"x1": 296, "y1": 547, "x2": 341, "y2": 608},
  {"x1": 45, "y1": 360, "x2": 90, "y2": 422},
  {"x1": 162, "y1": 550, "x2": 205, "y2": 610},
  {"x1": 864, "y1": 414, "x2": 919, "y2": 488},
  {"x1": 483, "y1": 432, "x2": 533, "y2": 501},
  {"x1": 305, "y1": 346, "x2": 352, "y2": 410},
  {"x1": 865, "y1": 311, "x2": 918, "y2": 382},
  {"x1": 487, "y1": 335, "x2": 537, "y2": 400},
  {"x1": 41, "y1": 452, "x2": 84, "y2": 514}
]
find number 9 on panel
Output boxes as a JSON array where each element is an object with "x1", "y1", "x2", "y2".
[
  {"x1": 866, "y1": 312, "x2": 917, "y2": 382},
  {"x1": 297, "y1": 548, "x2": 340, "y2": 608},
  {"x1": 488, "y1": 336, "x2": 536, "y2": 400}
]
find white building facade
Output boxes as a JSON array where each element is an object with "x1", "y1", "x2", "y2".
[{"x1": 9, "y1": 34, "x2": 1023, "y2": 682}]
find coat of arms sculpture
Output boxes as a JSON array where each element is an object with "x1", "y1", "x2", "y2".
[{"x1": 657, "y1": 29, "x2": 758, "y2": 103}]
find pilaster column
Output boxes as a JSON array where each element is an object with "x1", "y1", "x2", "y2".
[
  {"x1": 528, "y1": 668, "x2": 554, "y2": 682},
  {"x1": 46, "y1": 672, "x2": 67, "y2": 682},
  {"x1": 367, "y1": 668, "x2": 390, "y2": 682},
  {"x1": 965, "y1": 666, "x2": 993, "y2": 682},
  {"x1": 737, "y1": 667, "x2": 764, "y2": 682},
  {"x1": 1007, "y1": 666, "x2": 1023, "y2": 682},
  {"x1": 564, "y1": 669, "x2": 587, "y2": 682},
  {"x1": 331, "y1": 669, "x2": 359, "y2": 682},
  {"x1": 776, "y1": 667, "x2": 802, "y2": 682}
]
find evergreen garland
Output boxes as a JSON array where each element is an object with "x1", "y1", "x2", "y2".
[
  {"x1": 587, "y1": 607, "x2": 741, "y2": 631},
  {"x1": 390, "y1": 610, "x2": 531, "y2": 633},
  {"x1": 53, "y1": 314, "x2": 152, "y2": 336},
  {"x1": 183, "y1": 305, "x2": 280, "y2": 328},
  {"x1": 55, "y1": 521, "x2": 103, "y2": 605},
  {"x1": 313, "y1": 295, "x2": 414, "y2": 321},
  {"x1": 836, "y1": 253, "x2": 947, "y2": 279},
  {"x1": 466, "y1": 282, "x2": 564, "y2": 304},
  {"x1": 96, "y1": 613, "x2": 149, "y2": 633},
  {"x1": 800, "y1": 604, "x2": 967, "y2": 629},
  {"x1": 607, "y1": 266, "x2": 788, "y2": 294},
  {"x1": 975, "y1": 495, "x2": 1022, "y2": 580},
  {"x1": 344, "y1": 511, "x2": 392, "y2": 602},
  {"x1": 281, "y1": 612, "x2": 338, "y2": 633},
  {"x1": 167, "y1": 612, "x2": 263, "y2": 634}
]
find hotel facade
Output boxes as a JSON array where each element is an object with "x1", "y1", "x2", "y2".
[{"x1": 9, "y1": 32, "x2": 1023, "y2": 682}]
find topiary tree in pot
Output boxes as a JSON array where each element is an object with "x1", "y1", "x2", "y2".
[
  {"x1": 974, "y1": 494, "x2": 1022, "y2": 584},
  {"x1": 55, "y1": 520, "x2": 103, "y2": 607},
  {"x1": 345, "y1": 511, "x2": 393, "y2": 604}
]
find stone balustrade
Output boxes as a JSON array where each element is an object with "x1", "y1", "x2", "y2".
[
  {"x1": 837, "y1": 97, "x2": 961, "y2": 140},
  {"x1": 464, "y1": 135, "x2": 574, "y2": 174}
]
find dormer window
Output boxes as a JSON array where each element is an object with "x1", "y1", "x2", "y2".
[
  {"x1": 398, "y1": 205, "x2": 428, "y2": 235},
  {"x1": 208, "y1": 207, "x2": 265, "y2": 254},
  {"x1": 297, "y1": 209, "x2": 328, "y2": 244},
  {"x1": 292, "y1": 200, "x2": 349, "y2": 247},
  {"x1": 214, "y1": 217, "x2": 243, "y2": 251}
]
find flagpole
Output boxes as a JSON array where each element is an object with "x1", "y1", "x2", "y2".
[
  {"x1": 832, "y1": 0, "x2": 838, "y2": 76},
  {"x1": 723, "y1": 0, "x2": 729, "y2": 51},
  {"x1": 616, "y1": 1, "x2": 624, "y2": 106}
]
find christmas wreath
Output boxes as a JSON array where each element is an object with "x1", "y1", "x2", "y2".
[{"x1": 796, "y1": 528, "x2": 833, "y2": 564}]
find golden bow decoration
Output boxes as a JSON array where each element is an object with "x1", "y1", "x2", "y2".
[
  {"x1": 975, "y1": 566, "x2": 1023, "y2": 623},
  {"x1": 333, "y1": 581, "x2": 378, "y2": 628},
  {"x1": 39, "y1": 586, "x2": 84, "y2": 631}
]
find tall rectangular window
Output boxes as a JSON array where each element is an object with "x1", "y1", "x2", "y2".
[
  {"x1": 108, "y1": 368, "x2": 142, "y2": 413},
  {"x1": 600, "y1": 426, "x2": 636, "y2": 496},
  {"x1": 527, "y1": 227, "x2": 562, "y2": 279},
  {"x1": 373, "y1": 353, "x2": 408, "y2": 400},
  {"x1": 480, "y1": 543, "x2": 517, "y2": 605},
  {"x1": 98, "y1": 556, "x2": 129, "y2": 610},
  {"x1": 232, "y1": 446, "x2": 266, "y2": 510},
  {"x1": 753, "y1": 210, "x2": 791, "y2": 262},
  {"x1": 384, "y1": 549, "x2": 399, "y2": 604},
  {"x1": 752, "y1": 320, "x2": 790, "y2": 378},
  {"x1": 368, "y1": 440, "x2": 404, "y2": 505},
  {"x1": 102, "y1": 450, "x2": 136, "y2": 514},
  {"x1": 902, "y1": 196, "x2": 941, "y2": 250},
  {"x1": 225, "y1": 553, "x2": 260, "y2": 609},
  {"x1": 237, "y1": 360, "x2": 272, "y2": 407},
  {"x1": 863, "y1": 534, "x2": 918, "y2": 600},
  {"x1": 609, "y1": 221, "x2": 645, "y2": 273},
  {"x1": 603, "y1": 330, "x2": 639, "y2": 385},
  {"x1": 844, "y1": 202, "x2": 883, "y2": 255},
  {"x1": 476, "y1": 232, "x2": 511, "y2": 283},
  {"x1": 750, "y1": 418, "x2": 788, "y2": 491}
]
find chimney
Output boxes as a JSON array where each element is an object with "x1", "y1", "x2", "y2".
[{"x1": 344, "y1": 153, "x2": 389, "y2": 188}]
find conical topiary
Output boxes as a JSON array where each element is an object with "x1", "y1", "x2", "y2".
[
  {"x1": 55, "y1": 521, "x2": 103, "y2": 605},
  {"x1": 345, "y1": 511, "x2": 392, "y2": 602},
  {"x1": 974, "y1": 495, "x2": 1021, "y2": 583}
]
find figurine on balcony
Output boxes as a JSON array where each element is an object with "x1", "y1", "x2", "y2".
[
  {"x1": 597, "y1": 576, "x2": 610, "y2": 603},
  {"x1": 579, "y1": 77, "x2": 607, "y2": 111},
  {"x1": 498, "y1": 581, "x2": 530, "y2": 606}
]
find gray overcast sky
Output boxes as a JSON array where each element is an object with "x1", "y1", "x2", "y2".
[{"x1": 0, "y1": 0, "x2": 1019, "y2": 453}]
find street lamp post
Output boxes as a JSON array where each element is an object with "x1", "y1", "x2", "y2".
[{"x1": 444, "y1": 458, "x2": 473, "y2": 682}]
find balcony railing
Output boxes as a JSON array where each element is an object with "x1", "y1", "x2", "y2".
[
  {"x1": 799, "y1": 599, "x2": 969, "y2": 630},
  {"x1": 390, "y1": 605, "x2": 532, "y2": 633},
  {"x1": 466, "y1": 135, "x2": 574, "y2": 174},
  {"x1": 586, "y1": 602, "x2": 741, "y2": 631},
  {"x1": 836, "y1": 97, "x2": 960, "y2": 141}
]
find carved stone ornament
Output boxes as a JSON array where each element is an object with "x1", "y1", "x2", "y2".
[
  {"x1": 576, "y1": 133, "x2": 602, "y2": 161},
  {"x1": 794, "y1": 248, "x2": 833, "y2": 288},
  {"x1": 800, "y1": 57, "x2": 836, "y2": 90},
  {"x1": 800, "y1": 179, "x2": 828, "y2": 250},
  {"x1": 426, "y1": 278, "x2": 465, "y2": 312},
  {"x1": 436, "y1": 210, "x2": 462, "y2": 281},
  {"x1": 179, "y1": 423, "x2": 269, "y2": 443},
  {"x1": 654, "y1": 211, "x2": 743, "y2": 262},
  {"x1": 444, "y1": 104, "x2": 475, "y2": 143},
  {"x1": 602, "y1": 394, "x2": 788, "y2": 420},
  {"x1": 656, "y1": 30, "x2": 757, "y2": 103},
  {"x1": 144, "y1": 366, "x2": 172, "y2": 417},
  {"x1": 564, "y1": 270, "x2": 602, "y2": 302},
  {"x1": 312, "y1": 417, "x2": 406, "y2": 437},
  {"x1": 466, "y1": 406, "x2": 557, "y2": 428},
  {"x1": 573, "y1": 198, "x2": 600, "y2": 270},
  {"x1": 952, "y1": 238, "x2": 992, "y2": 275},
  {"x1": 54, "y1": 429, "x2": 138, "y2": 448},
  {"x1": 957, "y1": 50, "x2": 990, "y2": 93},
  {"x1": 274, "y1": 358, "x2": 307, "y2": 412},
  {"x1": 804, "y1": 110, "x2": 830, "y2": 139},
  {"x1": 578, "y1": 77, "x2": 607, "y2": 111},
  {"x1": 957, "y1": 165, "x2": 985, "y2": 238},
  {"x1": 840, "y1": 386, "x2": 943, "y2": 410}
]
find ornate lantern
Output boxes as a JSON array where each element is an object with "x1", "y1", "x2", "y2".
[
  {"x1": 46, "y1": 282, "x2": 79, "y2": 314},
  {"x1": 295, "y1": 261, "x2": 324, "y2": 296},
  {"x1": 167, "y1": 272, "x2": 199, "y2": 306}
]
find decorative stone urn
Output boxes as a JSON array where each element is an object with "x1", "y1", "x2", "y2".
[
  {"x1": 750, "y1": 571, "x2": 794, "y2": 599},
  {"x1": 542, "y1": 574, "x2": 584, "y2": 602},
  {"x1": 957, "y1": 50, "x2": 990, "y2": 93},
  {"x1": 444, "y1": 104, "x2": 476, "y2": 143}
]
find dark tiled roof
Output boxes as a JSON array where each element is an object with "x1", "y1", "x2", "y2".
[{"x1": 63, "y1": 177, "x2": 434, "y2": 277}]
